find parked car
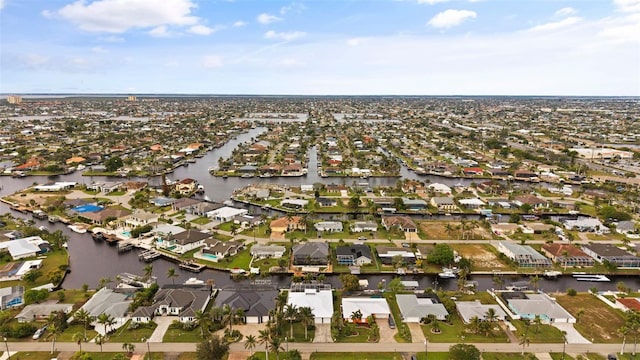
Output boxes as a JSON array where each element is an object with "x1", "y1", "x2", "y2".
[
  {"x1": 32, "y1": 325, "x2": 48, "y2": 340},
  {"x1": 357, "y1": 236, "x2": 368, "y2": 241},
  {"x1": 607, "y1": 355, "x2": 617, "y2": 360},
  {"x1": 388, "y1": 315, "x2": 396, "y2": 329}
]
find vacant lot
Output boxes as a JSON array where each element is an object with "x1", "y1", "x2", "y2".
[
  {"x1": 554, "y1": 293, "x2": 625, "y2": 343},
  {"x1": 418, "y1": 221, "x2": 494, "y2": 240},
  {"x1": 450, "y1": 244, "x2": 512, "y2": 271}
]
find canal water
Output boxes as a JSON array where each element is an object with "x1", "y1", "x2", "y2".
[{"x1": 0, "y1": 128, "x2": 637, "y2": 291}]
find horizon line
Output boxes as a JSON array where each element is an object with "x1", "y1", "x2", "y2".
[{"x1": 3, "y1": 93, "x2": 639, "y2": 98}]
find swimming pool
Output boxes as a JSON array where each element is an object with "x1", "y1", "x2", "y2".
[
  {"x1": 201, "y1": 253, "x2": 218, "y2": 261},
  {"x1": 121, "y1": 231, "x2": 131, "y2": 237},
  {"x1": 72, "y1": 204, "x2": 103, "y2": 213}
]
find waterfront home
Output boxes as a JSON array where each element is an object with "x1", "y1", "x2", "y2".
[
  {"x1": 198, "y1": 240, "x2": 244, "y2": 261},
  {"x1": 381, "y1": 215, "x2": 417, "y2": 233},
  {"x1": 458, "y1": 198, "x2": 486, "y2": 209},
  {"x1": 396, "y1": 293, "x2": 448, "y2": 322},
  {"x1": 132, "y1": 285, "x2": 211, "y2": 324},
  {"x1": 336, "y1": 244, "x2": 373, "y2": 266},
  {"x1": 463, "y1": 167, "x2": 484, "y2": 176},
  {"x1": 233, "y1": 214, "x2": 263, "y2": 228},
  {"x1": 87, "y1": 181, "x2": 123, "y2": 193},
  {"x1": 124, "y1": 211, "x2": 159, "y2": 227},
  {"x1": 15, "y1": 303, "x2": 73, "y2": 323},
  {"x1": 427, "y1": 183, "x2": 452, "y2": 195},
  {"x1": 615, "y1": 220, "x2": 638, "y2": 237},
  {"x1": 189, "y1": 202, "x2": 225, "y2": 216},
  {"x1": 270, "y1": 216, "x2": 306, "y2": 237},
  {"x1": 581, "y1": 243, "x2": 640, "y2": 268},
  {"x1": 375, "y1": 246, "x2": 416, "y2": 265},
  {"x1": 615, "y1": 298, "x2": 640, "y2": 312},
  {"x1": 0, "y1": 286, "x2": 24, "y2": 310},
  {"x1": 541, "y1": 243, "x2": 594, "y2": 267},
  {"x1": 455, "y1": 300, "x2": 507, "y2": 324},
  {"x1": 401, "y1": 198, "x2": 429, "y2": 211},
  {"x1": 214, "y1": 288, "x2": 278, "y2": 324},
  {"x1": 316, "y1": 197, "x2": 338, "y2": 207},
  {"x1": 342, "y1": 297, "x2": 391, "y2": 323},
  {"x1": 513, "y1": 195, "x2": 547, "y2": 209},
  {"x1": 80, "y1": 208, "x2": 132, "y2": 225},
  {"x1": 491, "y1": 223, "x2": 520, "y2": 236},
  {"x1": 150, "y1": 196, "x2": 176, "y2": 207},
  {"x1": 280, "y1": 199, "x2": 309, "y2": 209},
  {"x1": 287, "y1": 285, "x2": 332, "y2": 324},
  {"x1": 494, "y1": 241, "x2": 552, "y2": 268},
  {"x1": 171, "y1": 198, "x2": 202, "y2": 211},
  {"x1": 205, "y1": 206, "x2": 248, "y2": 222},
  {"x1": 79, "y1": 288, "x2": 132, "y2": 334},
  {"x1": 292, "y1": 242, "x2": 329, "y2": 265},
  {"x1": 430, "y1": 197, "x2": 457, "y2": 212},
  {"x1": 350, "y1": 221, "x2": 378, "y2": 233},
  {"x1": 175, "y1": 178, "x2": 197, "y2": 195},
  {"x1": 563, "y1": 218, "x2": 609, "y2": 234},
  {"x1": 502, "y1": 292, "x2": 575, "y2": 323},
  {"x1": 160, "y1": 229, "x2": 211, "y2": 254},
  {"x1": 33, "y1": 181, "x2": 78, "y2": 192},
  {"x1": 314, "y1": 221, "x2": 343, "y2": 233},
  {"x1": 250, "y1": 244, "x2": 286, "y2": 259},
  {"x1": 0, "y1": 236, "x2": 50, "y2": 260}
]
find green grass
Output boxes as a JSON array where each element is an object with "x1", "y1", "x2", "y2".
[
  {"x1": 288, "y1": 321, "x2": 315, "y2": 342},
  {"x1": 482, "y1": 353, "x2": 538, "y2": 360},
  {"x1": 413, "y1": 353, "x2": 450, "y2": 360},
  {"x1": 382, "y1": 292, "x2": 411, "y2": 343},
  {"x1": 107, "y1": 320, "x2": 156, "y2": 343},
  {"x1": 554, "y1": 293, "x2": 625, "y2": 343},
  {"x1": 511, "y1": 319, "x2": 566, "y2": 343},
  {"x1": 162, "y1": 325, "x2": 206, "y2": 342},
  {"x1": 422, "y1": 314, "x2": 508, "y2": 343},
  {"x1": 310, "y1": 352, "x2": 405, "y2": 360},
  {"x1": 56, "y1": 324, "x2": 98, "y2": 341},
  {"x1": 9, "y1": 352, "x2": 60, "y2": 360},
  {"x1": 191, "y1": 217, "x2": 212, "y2": 225},
  {"x1": 336, "y1": 326, "x2": 371, "y2": 343},
  {"x1": 551, "y1": 353, "x2": 575, "y2": 360}
]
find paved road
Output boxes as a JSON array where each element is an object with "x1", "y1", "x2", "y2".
[{"x1": 5, "y1": 341, "x2": 624, "y2": 354}]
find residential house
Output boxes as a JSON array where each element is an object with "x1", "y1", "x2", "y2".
[
  {"x1": 171, "y1": 198, "x2": 202, "y2": 212},
  {"x1": 463, "y1": 167, "x2": 484, "y2": 176},
  {"x1": 269, "y1": 216, "x2": 306, "y2": 236},
  {"x1": 175, "y1": 178, "x2": 197, "y2": 195},
  {"x1": 458, "y1": 198, "x2": 486, "y2": 209},
  {"x1": 316, "y1": 197, "x2": 338, "y2": 207},
  {"x1": 430, "y1": 197, "x2": 457, "y2": 212},
  {"x1": 206, "y1": 206, "x2": 248, "y2": 222},
  {"x1": 336, "y1": 244, "x2": 373, "y2": 266},
  {"x1": 0, "y1": 236, "x2": 50, "y2": 260},
  {"x1": 503, "y1": 292, "x2": 575, "y2": 323},
  {"x1": 132, "y1": 286, "x2": 211, "y2": 324},
  {"x1": 342, "y1": 297, "x2": 391, "y2": 323},
  {"x1": 79, "y1": 288, "x2": 132, "y2": 334},
  {"x1": 581, "y1": 243, "x2": 640, "y2": 268},
  {"x1": 541, "y1": 243, "x2": 594, "y2": 267},
  {"x1": 198, "y1": 240, "x2": 244, "y2": 262},
  {"x1": 287, "y1": 285, "x2": 333, "y2": 324},
  {"x1": 350, "y1": 221, "x2": 378, "y2": 233},
  {"x1": 513, "y1": 195, "x2": 547, "y2": 209},
  {"x1": 396, "y1": 293, "x2": 448, "y2": 322},
  {"x1": 381, "y1": 216, "x2": 417, "y2": 233},
  {"x1": 15, "y1": 303, "x2": 73, "y2": 323},
  {"x1": 401, "y1": 198, "x2": 428, "y2": 211},
  {"x1": 563, "y1": 218, "x2": 609, "y2": 234},
  {"x1": 427, "y1": 183, "x2": 452, "y2": 195},
  {"x1": 160, "y1": 229, "x2": 211, "y2": 254},
  {"x1": 250, "y1": 245, "x2": 286, "y2": 259},
  {"x1": 495, "y1": 241, "x2": 552, "y2": 268},
  {"x1": 124, "y1": 211, "x2": 159, "y2": 228},
  {"x1": 292, "y1": 242, "x2": 329, "y2": 265},
  {"x1": 80, "y1": 208, "x2": 132, "y2": 225},
  {"x1": 455, "y1": 300, "x2": 507, "y2": 324},
  {"x1": 314, "y1": 221, "x2": 343, "y2": 233},
  {"x1": 280, "y1": 199, "x2": 309, "y2": 209},
  {"x1": 214, "y1": 288, "x2": 278, "y2": 324},
  {"x1": 376, "y1": 246, "x2": 416, "y2": 265}
]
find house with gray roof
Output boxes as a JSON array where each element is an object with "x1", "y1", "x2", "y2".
[
  {"x1": 16, "y1": 302, "x2": 73, "y2": 323},
  {"x1": 396, "y1": 294, "x2": 449, "y2": 322},
  {"x1": 336, "y1": 244, "x2": 373, "y2": 266},
  {"x1": 350, "y1": 221, "x2": 378, "y2": 233},
  {"x1": 455, "y1": 300, "x2": 507, "y2": 324},
  {"x1": 314, "y1": 221, "x2": 343, "y2": 233},
  {"x1": 495, "y1": 241, "x2": 552, "y2": 268},
  {"x1": 132, "y1": 285, "x2": 211, "y2": 324},
  {"x1": 503, "y1": 292, "x2": 575, "y2": 323},
  {"x1": 430, "y1": 197, "x2": 457, "y2": 212},
  {"x1": 214, "y1": 288, "x2": 278, "y2": 324},
  {"x1": 401, "y1": 198, "x2": 428, "y2": 211},
  {"x1": 581, "y1": 243, "x2": 640, "y2": 268},
  {"x1": 79, "y1": 287, "x2": 132, "y2": 334},
  {"x1": 292, "y1": 242, "x2": 329, "y2": 265}
]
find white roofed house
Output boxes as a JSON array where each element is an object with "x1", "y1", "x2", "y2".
[
  {"x1": 206, "y1": 206, "x2": 248, "y2": 223},
  {"x1": 458, "y1": 198, "x2": 486, "y2": 209},
  {"x1": 396, "y1": 293, "x2": 449, "y2": 322},
  {"x1": 314, "y1": 221, "x2": 343, "y2": 233},
  {"x1": 455, "y1": 300, "x2": 507, "y2": 324},
  {"x1": 124, "y1": 211, "x2": 159, "y2": 227},
  {"x1": 342, "y1": 297, "x2": 391, "y2": 324},
  {"x1": 250, "y1": 244, "x2": 286, "y2": 259},
  {"x1": 563, "y1": 218, "x2": 609, "y2": 234},
  {"x1": 132, "y1": 286, "x2": 211, "y2": 324},
  {"x1": 376, "y1": 245, "x2": 416, "y2": 265},
  {"x1": 350, "y1": 221, "x2": 378, "y2": 233},
  {"x1": 0, "y1": 236, "x2": 50, "y2": 260},
  {"x1": 494, "y1": 241, "x2": 552, "y2": 268},
  {"x1": 287, "y1": 284, "x2": 333, "y2": 324},
  {"x1": 503, "y1": 292, "x2": 575, "y2": 323}
]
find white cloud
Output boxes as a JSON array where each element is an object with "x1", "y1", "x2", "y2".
[
  {"x1": 529, "y1": 17, "x2": 582, "y2": 32},
  {"x1": 188, "y1": 25, "x2": 216, "y2": 35},
  {"x1": 614, "y1": 0, "x2": 640, "y2": 13},
  {"x1": 55, "y1": 0, "x2": 199, "y2": 33},
  {"x1": 281, "y1": 58, "x2": 305, "y2": 67},
  {"x1": 202, "y1": 55, "x2": 223, "y2": 68},
  {"x1": 257, "y1": 13, "x2": 282, "y2": 24},
  {"x1": 428, "y1": 9, "x2": 477, "y2": 28},
  {"x1": 91, "y1": 46, "x2": 108, "y2": 53},
  {"x1": 264, "y1": 30, "x2": 306, "y2": 41},
  {"x1": 280, "y1": 2, "x2": 305, "y2": 15},
  {"x1": 347, "y1": 38, "x2": 366, "y2": 46},
  {"x1": 233, "y1": 20, "x2": 247, "y2": 27},
  {"x1": 417, "y1": 0, "x2": 449, "y2": 4},
  {"x1": 100, "y1": 35, "x2": 125, "y2": 42},
  {"x1": 0, "y1": 0, "x2": 4, "y2": 10},
  {"x1": 554, "y1": 7, "x2": 577, "y2": 17},
  {"x1": 149, "y1": 25, "x2": 171, "y2": 37}
]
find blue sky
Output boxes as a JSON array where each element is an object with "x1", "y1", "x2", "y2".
[{"x1": 1, "y1": 0, "x2": 638, "y2": 95}]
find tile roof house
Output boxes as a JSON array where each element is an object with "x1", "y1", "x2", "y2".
[
  {"x1": 160, "y1": 229, "x2": 211, "y2": 254},
  {"x1": 270, "y1": 216, "x2": 306, "y2": 237},
  {"x1": 430, "y1": 197, "x2": 457, "y2": 212},
  {"x1": 381, "y1": 216, "x2": 417, "y2": 233},
  {"x1": 541, "y1": 243, "x2": 594, "y2": 267},
  {"x1": 287, "y1": 287, "x2": 333, "y2": 324},
  {"x1": 292, "y1": 242, "x2": 329, "y2": 265},
  {"x1": 214, "y1": 288, "x2": 278, "y2": 324},
  {"x1": 80, "y1": 288, "x2": 132, "y2": 334}
]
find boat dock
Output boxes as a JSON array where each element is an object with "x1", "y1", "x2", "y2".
[
  {"x1": 138, "y1": 250, "x2": 162, "y2": 262},
  {"x1": 118, "y1": 241, "x2": 134, "y2": 252},
  {"x1": 179, "y1": 261, "x2": 206, "y2": 273}
]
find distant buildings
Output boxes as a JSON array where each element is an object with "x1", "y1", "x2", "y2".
[{"x1": 6, "y1": 95, "x2": 22, "y2": 104}]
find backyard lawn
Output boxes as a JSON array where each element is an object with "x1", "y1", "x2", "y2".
[
  {"x1": 421, "y1": 314, "x2": 508, "y2": 343},
  {"x1": 554, "y1": 293, "x2": 625, "y2": 343}
]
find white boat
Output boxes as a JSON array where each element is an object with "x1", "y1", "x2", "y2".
[
  {"x1": 542, "y1": 270, "x2": 562, "y2": 278},
  {"x1": 68, "y1": 224, "x2": 88, "y2": 234},
  {"x1": 438, "y1": 269, "x2": 457, "y2": 278},
  {"x1": 572, "y1": 273, "x2": 610, "y2": 282},
  {"x1": 184, "y1": 277, "x2": 205, "y2": 285}
]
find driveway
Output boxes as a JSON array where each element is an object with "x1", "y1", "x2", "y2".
[
  {"x1": 407, "y1": 323, "x2": 425, "y2": 343},
  {"x1": 376, "y1": 318, "x2": 397, "y2": 344},
  {"x1": 148, "y1": 316, "x2": 174, "y2": 342},
  {"x1": 553, "y1": 323, "x2": 591, "y2": 344},
  {"x1": 313, "y1": 324, "x2": 333, "y2": 343},
  {"x1": 233, "y1": 323, "x2": 266, "y2": 341}
]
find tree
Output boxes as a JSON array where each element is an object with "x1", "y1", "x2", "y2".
[
  {"x1": 95, "y1": 334, "x2": 105, "y2": 352},
  {"x1": 167, "y1": 267, "x2": 178, "y2": 285},
  {"x1": 268, "y1": 336, "x2": 284, "y2": 360},
  {"x1": 143, "y1": 264, "x2": 154, "y2": 281},
  {"x1": 105, "y1": 156, "x2": 123, "y2": 172},
  {"x1": 298, "y1": 306, "x2": 314, "y2": 340},
  {"x1": 195, "y1": 310, "x2": 210, "y2": 338},
  {"x1": 529, "y1": 275, "x2": 540, "y2": 292},
  {"x1": 427, "y1": 243, "x2": 454, "y2": 265},
  {"x1": 619, "y1": 325, "x2": 630, "y2": 355},
  {"x1": 339, "y1": 273, "x2": 360, "y2": 292},
  {"x1": 122, "y1": 343, "x2": 135, "y2": 355},
  {"x1": 73, "y1": 332, "x2": 84, "y2": 353},
  {"x1": 258, "y1": 329, "x2": 271, "y2": 360},
  {"x1": 532, "y1": 315, "x2": 542, "y2": 334},
  {"x1": 97, "y1": 313, "x2": 115, "y2": 335},
  {"x1": 449, "y1": 344, "x2": 481, "y2": 360},
  {"x1": 519, "y1": 322, "x2": 531, "y2": 356},
  {"x1": 244, "y1": 334, "x2": 257, "y2": 356},
  {"x1": 284, "y1": 304, "x2": 298, "y2": 339},
  {"x1": 222, "y1": 304, "x2": 234, "y2": 332},
  {"x1": 625, "y1": 310, "x2": 640, "y2": 356},
  {"x1": 485, "y1": 308, "x2": 498, "y2": 330},
  {"x1": 350, "y1": 310, "x2": 363, "y2": 323},
  {"x1": 387, "y1": 277, "x2": 405, "y2": 293},
  {"x1": 74, "y1": 308, "x2": 93, "y2": 342},
  {"x1": 196, "y1": 334, "x2": 229, "y2": 360},
  {"x1": 48, "y1": 323, "x2": 61, "y2": 354}
]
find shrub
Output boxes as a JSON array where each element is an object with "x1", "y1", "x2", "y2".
[{"x1": 567, "y1": 288, "x2": 577, "y2": 296}]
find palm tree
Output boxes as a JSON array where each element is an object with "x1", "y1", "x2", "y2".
[
  {"x1": 529, "y1": 275, "x2": 540, "y2": 292},
  {"x1": 469, "y1": 316, "x2": 481, "y2": 334},
  {"x1": 244, "y1": 334, "x2": 257, "y2": 356},
  {"x1": 258, "y1": 329, "x2": 271, "y2": 360},
  {"x1": 620, "y1": 325, "x2": 630, "y2": 354},
  {"x1": 97, "y1": 313, "x2": 115, "y2": 335},
  {"x1": 519, "y1": 329, "x2": 531, "y2": 355},
  {"x1": 167, "y1": 267, "x2": 178, "y2": 285},
  {"x1": 284, "y1": 304, "x2": 298, "y2": 339},
  {"x1": 48, "y1": 323, "x2": 61, "y2": 354},
  {"x1": 222, "y1": 304, "x2": 234, "y2": 331},
  {"x1": 533, "y1": 315, "x2": 542, "y2": 334},
  {"x1": 95, "y1": 334, "x2": 105, "y2": 352},
  {"x1": 122, "y1": 342, "x2": 135, "y2": 355},
  {"x1": 73, "y1": 332, "x2": 84, "y2": 353},
  {"x1": 298, "y1": 306, "x2": 314, "y2": 341},
  {"x1": 275, "y1": 292, "x2": 288, "y2": 313},
  {"x1": 194, "y1": 310, "x2": 209, "y2": 338},
  {"x1": 211, "y1": 306, "x2": 224, "y2": 323},
  {"x1": 235, "y1": 308, "x2": 246, "y2": 325},
  {"x1": 143, "y1": 263, "x2": 153, "y2": 281},
  {"x1": 485, "y1": 308, "x2": 498, "y2": 330},
  {"x1": 269, "y1": 336, "x2": 284, "y2": 360},
  {"x1": 74, "y1": 308, "x2": 92, "y2": 341}
]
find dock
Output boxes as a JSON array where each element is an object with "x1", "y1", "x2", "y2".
[
  {"x1": 179, "y1": 261, "x2": 206, "y2": 273},
  {"x1": 118, "y1": 242, "x2": 134, "y2": 252},
  {"x1": 138, "y1": 250, "x2": 162, "y2": 262}
]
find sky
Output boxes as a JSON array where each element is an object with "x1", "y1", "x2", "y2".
[{"x1": 0, "y1": 0, "x2": 639, "y2": 96}]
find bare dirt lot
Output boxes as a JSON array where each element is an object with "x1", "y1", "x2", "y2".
[
  {"x1": 418, "y1": 221, "x2": 494, "y2": 240},
  {"x1": 450, "y1": 244, "x2": 511, "y2": 270}
]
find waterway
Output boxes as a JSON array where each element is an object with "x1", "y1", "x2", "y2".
[{"x1": 0, "y1": 127, "x2": 637, "y2": 291}]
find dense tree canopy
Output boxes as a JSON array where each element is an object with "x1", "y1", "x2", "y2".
[
  {"x1": 449, "y1": 344, "x2": 481, "y2": 360},
  {"x1": 427, "y1": 243, "x2": 454, "y2": 266}
]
